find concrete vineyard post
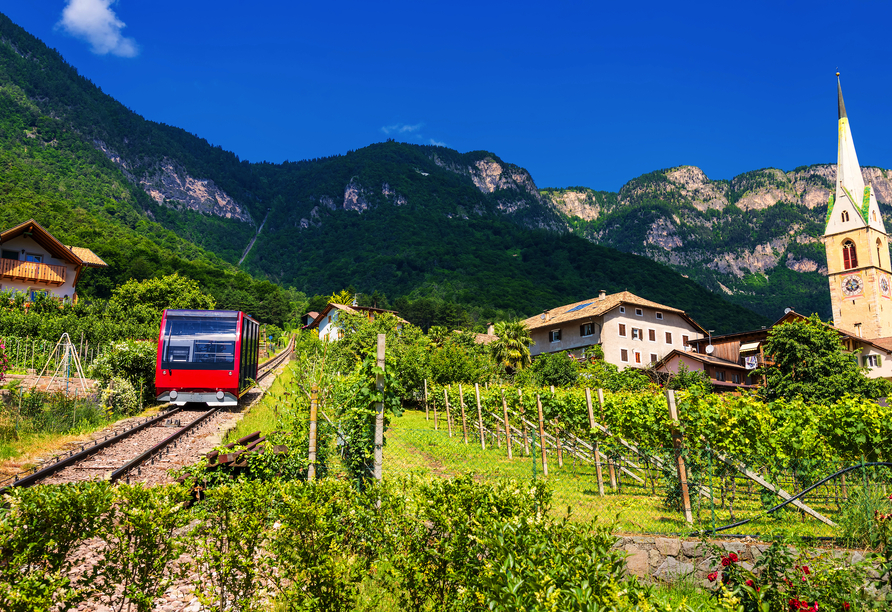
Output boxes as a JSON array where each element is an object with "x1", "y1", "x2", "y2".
[
  {"x1": 518, "y1": 388, "x2": 529, "y2": 456},
  {"x1": 373, "y1": 334, "x2": 385, "y2": 481},
  {"x1": 308, "y1": 385, "x2": 318, "y2": 481},
  {"x1": 458, "y1": 384, "x2": 469, "y2": 444},
  {"x1": 597, "y1": 388, "x2": 617, "y2": 491},
  {"x1": 666, "y1": 389, "x2": 693, "y2": 524},
  {"x1": 536, "y1": 393, "x2": 548, "y2": 477},
  {"x1": 444, "y1": 388, "x2": 453, "y2": 437},
  {"x1": 500, "y1": 387, "x2": 512, "y2": 459},
  {"x1": 475, "y1": 383, "x2": 485, "y2": 450},
  {"x1": 586, "y1": 388, "x2": 605, "y2": 497}
]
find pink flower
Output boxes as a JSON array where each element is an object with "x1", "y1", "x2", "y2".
[{"x1": 708, "y1": 572, "x2": 718, "y2": 582}]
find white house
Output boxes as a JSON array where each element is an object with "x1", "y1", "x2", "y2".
[
  {"x1": 522, "y1": 290, "x2": 707, "y2": 370},
  {"x1": 307, "y1": 303, "x2": 405, "y2": 342},
  {"x1": 0, "y1": 219, "x2": 107, "y2": 301}
]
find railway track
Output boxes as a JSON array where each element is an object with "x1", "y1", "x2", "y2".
[{"x1": 0, "y1": 338, "x2": 294, "y2": 492}]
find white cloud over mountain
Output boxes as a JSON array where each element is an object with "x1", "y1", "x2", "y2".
[{"x1": 58, "y1": 0, "x2": 138, "y2": 58}]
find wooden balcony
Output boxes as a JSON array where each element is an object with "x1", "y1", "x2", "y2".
[{"x1": 0, "y1": 258, "x2": 67, "y2": 286}]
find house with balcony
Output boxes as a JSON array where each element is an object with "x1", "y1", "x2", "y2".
[
  {"x1": 0, "y1": 219, "x2": 107, "y2": 302},
  {"x1": 522, "y1": 290, "x2": 707, "y2": 370}
]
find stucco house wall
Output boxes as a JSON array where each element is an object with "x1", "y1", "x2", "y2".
[
  {"x1": 602, "y1": 308, "x2": 703, "y2": 370},
  {"x1": 0, "y1": 235, "x2": 79, "y2": 299}
]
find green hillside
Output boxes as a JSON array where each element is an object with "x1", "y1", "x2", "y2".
[{"x1": 0, "y1": 11, "x2": 769, "y2": 333}]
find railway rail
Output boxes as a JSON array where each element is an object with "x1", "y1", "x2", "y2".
[{"x1": 0, "y1": 338, "x2": 293, "y2": 492}]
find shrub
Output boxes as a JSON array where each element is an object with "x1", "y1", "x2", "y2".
[
  {"x1": 90, "y1": 339, "x2": 156, "y2": 403},
  {"x1": 99, "y1": 376, "x2": 140, "y2": 415}
]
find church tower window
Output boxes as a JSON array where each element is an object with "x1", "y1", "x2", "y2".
[
  {"x1": 842, "y1": 210, "x2": 850, "y2": 222},
  {"x1": 878, "y1": 239, "x2": 884, "y2": 267},
  {"x1": 843, "y1": 240, "x2": 858, "y2": 269}
]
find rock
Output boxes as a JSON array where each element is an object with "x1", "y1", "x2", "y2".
[
  {"x1": 649, "y1": 549, "x2": 662, "y2": 566},
  {"x1": 681, "y1": 540, "x2": 702, "y2": 558},
  {"x1": 654, "y1": 557, "x2": 696, "y2": 582},
  {"x1": 655, "y1": 537, "x2": 681, "y2": 557},
  {"x1": 625, "y1": 548, "x2": 649, "y2": 578}
]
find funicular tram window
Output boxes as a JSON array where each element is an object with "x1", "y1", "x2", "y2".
[{"x1": 161, "y1": 310, "x2": 239, "y2": 370}]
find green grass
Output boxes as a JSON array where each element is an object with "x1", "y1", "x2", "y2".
[
  {"x1": 227, "y1": 362, "x2": 296, "y2": 443},
  {"x1": 385, "y1": 410, "x2": 843, "y2": 538}
]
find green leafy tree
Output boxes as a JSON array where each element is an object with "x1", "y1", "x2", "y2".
[
  {"x1": 520, "y1": 351, "x2": 579, "y2": 388},
  {"x1": 106, "y1": 273, "x2": 215, "y2": 328},
  {"x1": 759, "y1": 314, "x2": 892, "y2": 404},
  {"x1": 490, "y1": 320, "x2": 532, "y2": 373}
]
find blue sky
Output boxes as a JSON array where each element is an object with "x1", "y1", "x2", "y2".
[{"x1": 3, "y1": 1, "x2": 892, "y2": 191}]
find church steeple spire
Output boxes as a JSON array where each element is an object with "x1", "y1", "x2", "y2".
[{"x1": 838, "y1": 73, "x2": 847, "y2": 119}]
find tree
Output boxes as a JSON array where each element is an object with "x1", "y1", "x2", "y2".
[
  {"x1": 490, "y1": 320, "x2": 532, "y2": 373},
  {"x1": 521, "y1": 351, "x2": 578, "y2": 388},
  {"x1": 759, "y1": 314, "x2": 892, "y2": 404},
  {"x1": 106, "y1": 273, "x2": 215, "y2": 327}
]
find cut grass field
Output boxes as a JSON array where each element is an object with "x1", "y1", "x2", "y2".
[{"x1": 384, "y1": 410, "x2": 843, "y2": 538}]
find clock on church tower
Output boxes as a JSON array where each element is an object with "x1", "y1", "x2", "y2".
[{"x1": 823, "y1": 75, "x2": 892, "y2": 339}]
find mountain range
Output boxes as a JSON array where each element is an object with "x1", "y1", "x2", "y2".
[{"x1": 2, "y1": 10, "x2": 858, "y2": 334}]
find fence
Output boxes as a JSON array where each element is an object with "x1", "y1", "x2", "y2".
[
  {"x1": 1, "y1": 334, "x2": 108, "y2": 374},
  {"x1": 373, "y1": 410, "x2": 891, "y2": 539},
  {"x1": 0, "y1": 388, "x2": 105, "y2": 442}
]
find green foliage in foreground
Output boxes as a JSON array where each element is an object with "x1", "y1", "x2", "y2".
[{"x1": 1, "y1": 478, "x2": 888, "y2": 612}]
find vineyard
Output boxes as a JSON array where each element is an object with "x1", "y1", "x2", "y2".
[{"x1": 379, "y1": 382, "x2": 892, "y2": 539}]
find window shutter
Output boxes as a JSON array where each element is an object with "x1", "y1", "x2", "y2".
[{"x1": 878, "y1": 355, "x2": 883, "y2": 367}]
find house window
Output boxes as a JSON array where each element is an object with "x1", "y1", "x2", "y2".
[
  {"x1": 620, "y1": 349, "x2": 628, "y2": 362},
  {"x1": 656, "y1": 312, "x2": 663, "y2": 320},
  {"x1": 550, "y1": 329, "x2": 562, "y2": 342},
  {"x1": 843, "y1": 240, "x2": 858, "y2": 270},
  {"x1": 618, "y1": 324, "x2": 627, "y2": 337},
  {"x1": 634, "y1": 351, "x2": 642, "y2": 364},
  {"x1": 635, "y1": 308, "x2": 643, "y2": 316},
  {"x1": 715, "y1": 371, "x2": 726, "y2": 382},
  {"x1": 648, "y1": 329, "x2": 656, "y2": 342},
  {"x1": 732, "y1": 373, "x2": 740, "y2": 384},
  {"x1": 632, "y1": 328, "x2": 644, "y2": 340},
  {"x1": 619, "y1": 306, "x2": 625, "y2": 314},
  {"x1": 665, "y1": 331, "x2": 673, "y2": 344},
  {"x1": 1, "y1": 250, "x2": 17, "y2": 260},
  {"x1": 682, "y1": 335, "x2": 689, "y2": 346},
  {"x1": 580, "y1": 323, "x2": 593, "y2": 337},
  {"x1": 650, "y1": 353, "x2": 658, "y2": 364},
  {"x1": 842, "y1": 210, "x2": 850, "y2": 222},
  {"x1": 866, "y1": 355, "x2": 880, "y2": 368}
]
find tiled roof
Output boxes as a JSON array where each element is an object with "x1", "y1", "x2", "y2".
[
  {"x1": 523, "y1": 291, "x2": 695, "y2": 331},
  {"x1": 66, "y1": 246, "x2": 107, "y2": 267}
]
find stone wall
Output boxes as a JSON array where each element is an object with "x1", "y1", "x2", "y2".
[{"x1": 614, "y1": 535, "x2": 878, "y2": 589}]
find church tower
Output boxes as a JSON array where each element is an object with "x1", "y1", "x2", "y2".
[{"x1": 823, "y1": 74, "x2": 892, "y2": 339}]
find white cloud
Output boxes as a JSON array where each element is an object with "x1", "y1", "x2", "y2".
[
  {"x1": 381, "y1": 123, "x2": 423, "y2": 135},
  {"x1": 429, "y1": 138, "x2": 447, "y2": 147},
  {"x1": 58, "y1": 0, "x2": 139, "y2": 58}
]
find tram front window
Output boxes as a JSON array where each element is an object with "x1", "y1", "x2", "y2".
[{"x1": 161, "y1": 311, "x2": 238, "y2": 370}]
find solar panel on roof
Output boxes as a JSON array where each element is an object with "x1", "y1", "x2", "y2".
[{"x1": 566, "y1": 302, "x2": 593, "y2": 313}]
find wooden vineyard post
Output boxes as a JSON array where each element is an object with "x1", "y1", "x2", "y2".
[
  {"x1": 518, "y1": 389, "x2": 530, "y2": 456},
  {"x1": 536, "y1": 394, "x2": 548, "y2": 477},
  {"x1": 501, "y1": 388, "x2": 512, "y2": 459},
  {"x1": 597, "y1": 388, "x2": 617, "y2": 491},
  {"x1": 444, "y1": 388, "x2": 453, "y2": 437},
  {"x1": 308, "y1": 385, "x2": 318, "y2": 481},
  {"x1": 586, "y1": 388, "x2": 605, "y2": 497},
  {"x1": 475, "y1": 383, "x2": 485, "y2": 450},
  {"x1": 458, "y1": 384, "x2": 469, "y2": 444},
  {"x1": 554, "y1": 421, "x2": 564, "y2": 467},
  {"x1": 433, "y1": 394, "x2": 439, "y2": 430},
  {"x1": 424, "y1": 379, "x2": 429, "y2": 421},
  {"x1": 373, "y1": 335, "x2": 386, "y2": 481},
  {"x1": 666, "y1": 389, "x2": 693, "y2": 524}
]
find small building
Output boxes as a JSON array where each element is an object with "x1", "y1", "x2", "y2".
[
  {"x1": 300, "y1": 311, "x2": 319, "y2": 328},
  {"x1": 522, "y1": 290, "x2": 707, "y2": 370},
  {"x1": 307, "y1": 303, "x2": 405, "y2": 342},
  {"x1": 0, "y1": 219, "x2": 107, "y2": 302},
  {"x1": 657, "y1": 310, "x2": 892, "y2": 389}
]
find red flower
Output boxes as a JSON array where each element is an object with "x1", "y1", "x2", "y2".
[
  {"x1": 729, "y1": 552, "x2": 739, "y2": 562},
  {"x1": 789, "y1": 599, "x2": 800, "y2": 611},
  {"x1": 844, "y1": 604, "x2": 850, "y2": 610},
  {"x1": 721, "y1": 556, "x2": 731, "y2": 567},
  {"x1": 708, "y1": 572, "x2": 718, "y2": 582},
  {"x1": 745, "y1": 579, "x2": 754, "y2": 587},
  {"x1": 801, "y1": 565, "x2": 810, "y2": 575}
]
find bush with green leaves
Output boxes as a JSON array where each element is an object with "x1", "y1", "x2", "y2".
[
  {"x1": 98, "y1": 375, "x2": 140, "y2": 415},
  {"x1": 518, "y1": 350, "x2": 579, "y2": 388},
  {"x1": 90, "y1": 338, "x2": 156, "y2": 403}
]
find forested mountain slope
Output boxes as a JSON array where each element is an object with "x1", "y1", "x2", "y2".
[
  {"x1": 0, "y1": 11, "x2": 770, "y2": 333},
  {"x1": 544, "y1": 165, "x2": 892, "y2": 319}
]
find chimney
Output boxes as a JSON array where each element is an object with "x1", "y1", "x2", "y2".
[
  {"x1": 543, "y1": 310, "x2": 550, "y2": 322},
  {"x1": 599, "y1": 290, "x2": 606, "y2": 301},
  {"x1": 487, "y1": 323, "x2": 494, "y2": 335}
]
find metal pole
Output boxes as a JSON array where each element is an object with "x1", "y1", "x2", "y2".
[
  {"x1": 308, "y1": 385, "x2": 318, "y2": 481},
  {"x1": 373, "y1": 335, "x2": 385, "y2": 481}
]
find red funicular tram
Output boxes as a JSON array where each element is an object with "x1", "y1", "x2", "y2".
[{"x1": 155, "y1": 309, "x2": 259, "y2": 406}]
